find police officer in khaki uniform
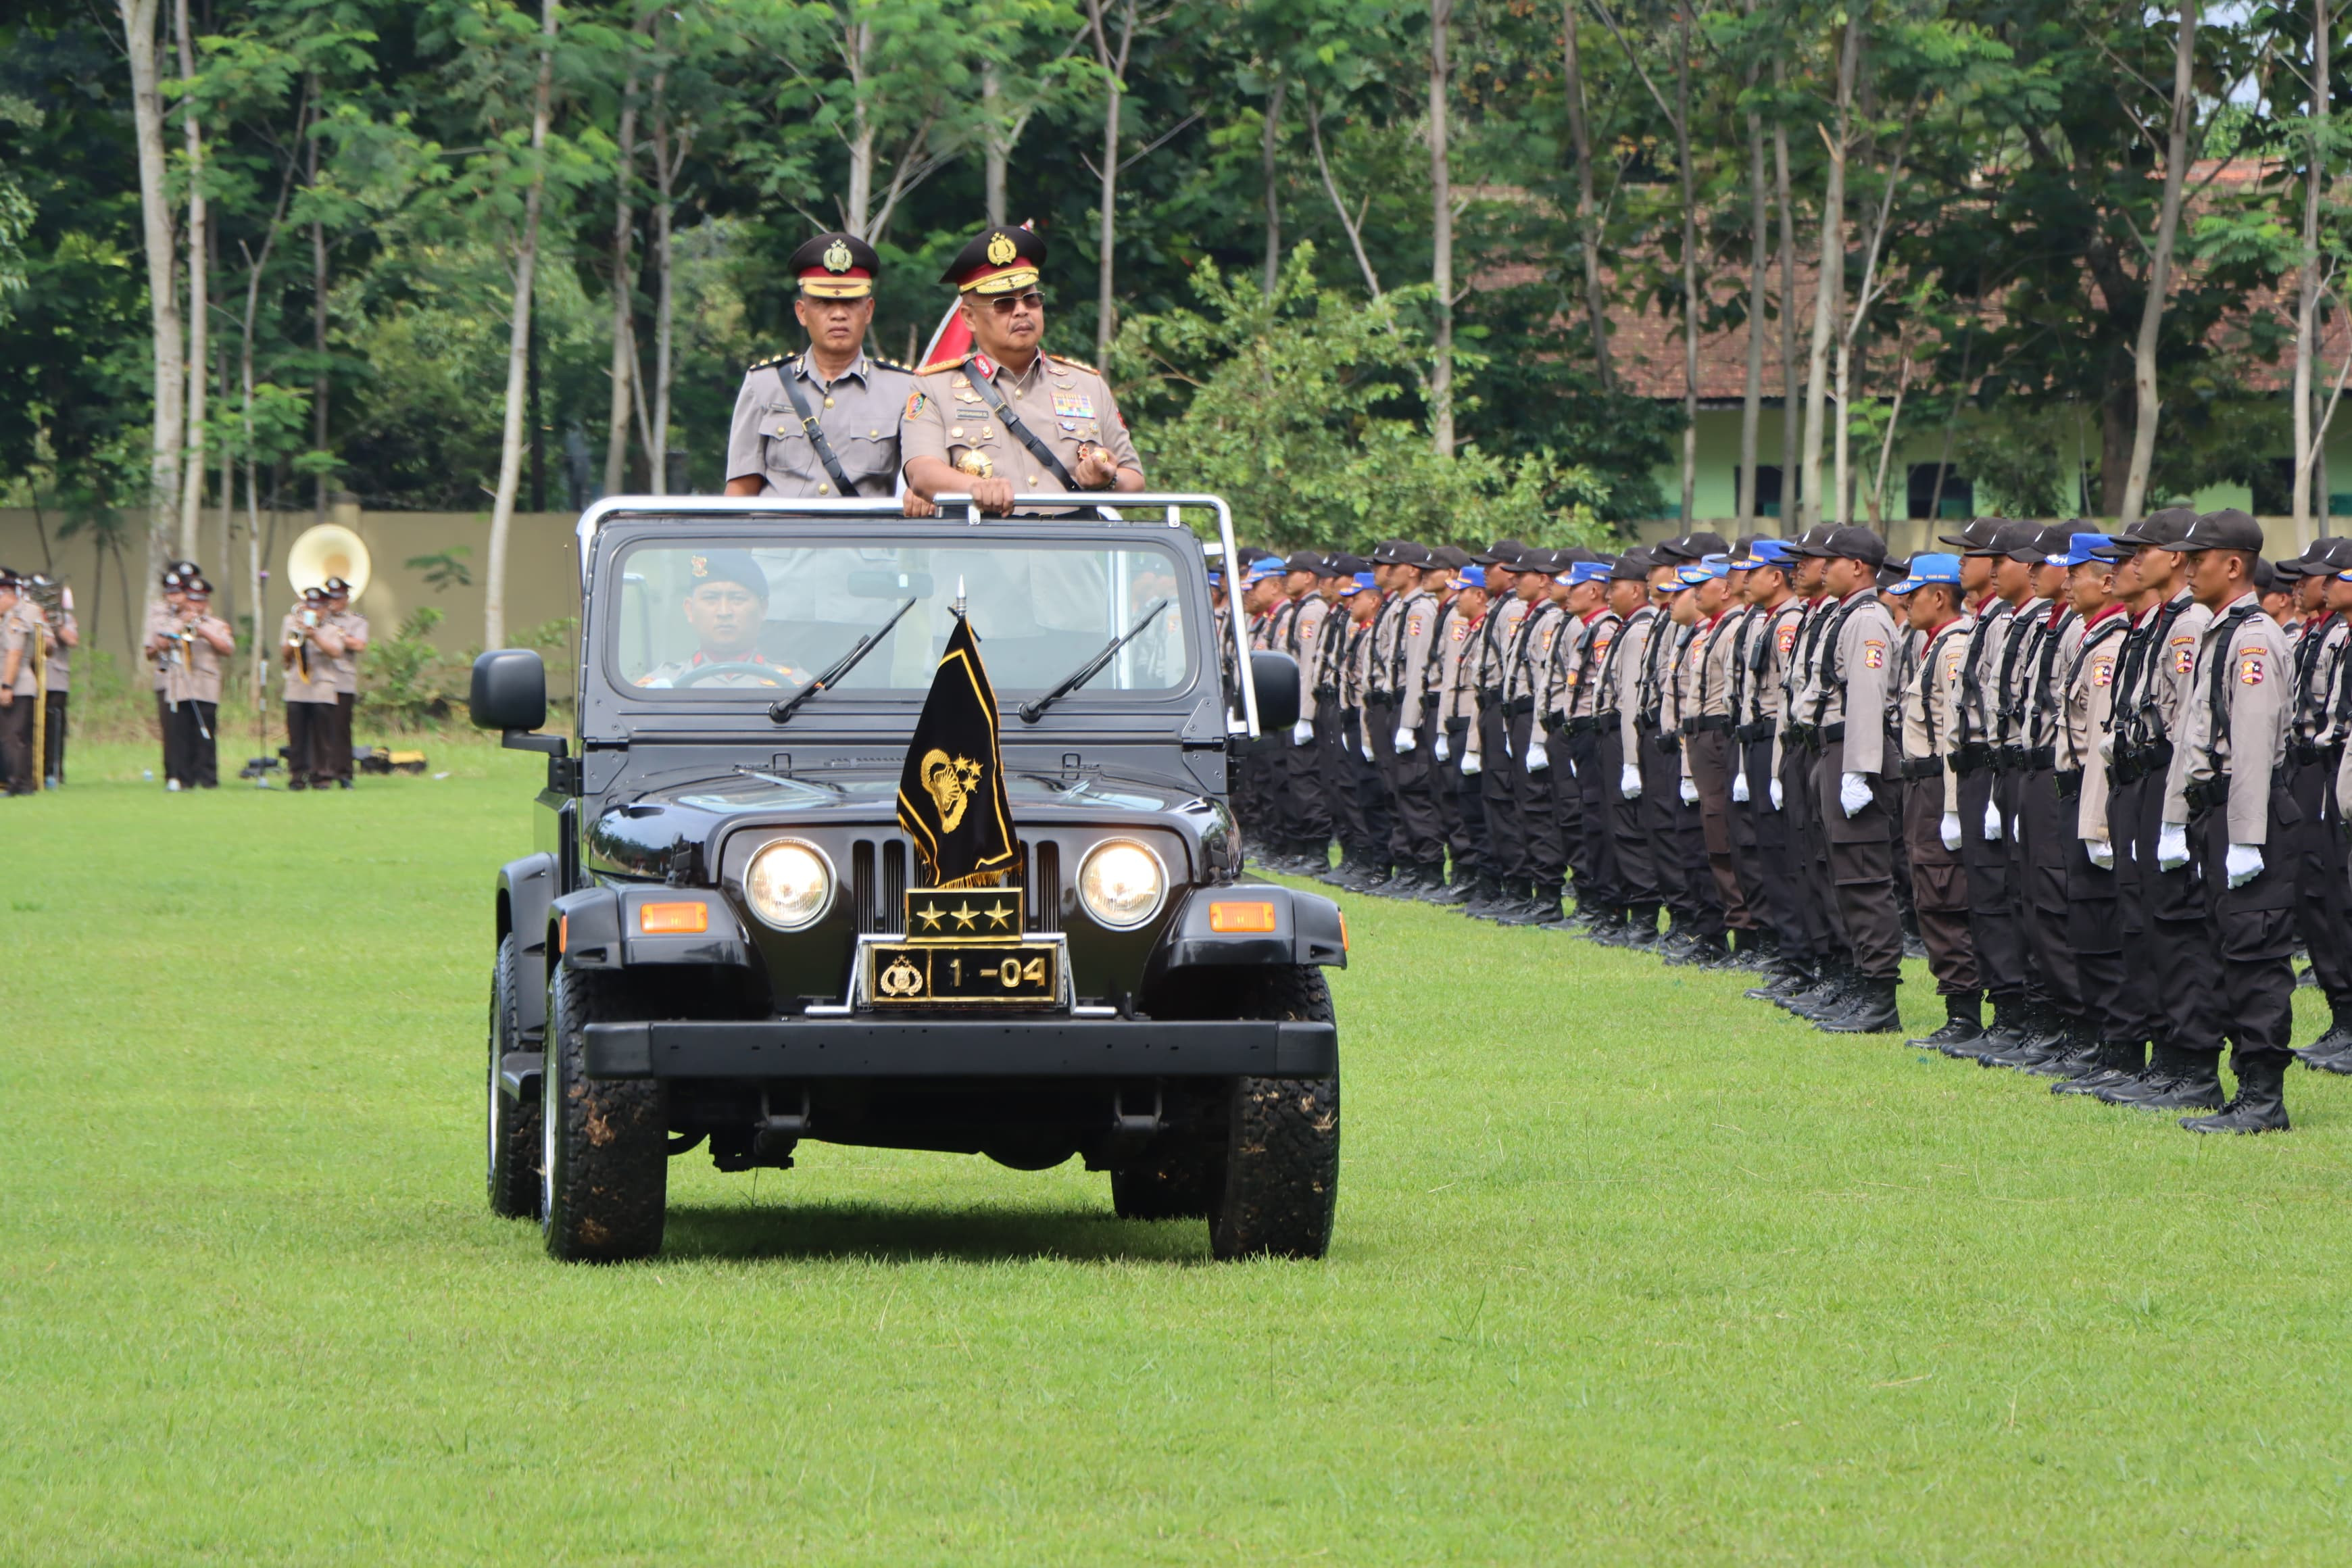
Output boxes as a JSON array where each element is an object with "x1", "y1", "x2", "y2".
[
  {"x1": 1884, "y1": 554, "x2": 1982, "y2": 1046},
  {"x1": 33, "y1": 577, "x2": 76, "y2": 787},
  {"x1": 322, "y1": 576, "x2": 369, "y2": 789},
  {"x1": 0, "y1": 570, "x2": 40, "y2": 795},
  {"x1": 902, "y1": 226, "x2": 1144, "y2": 515},
  {"x1": 1555, "y1": 556, "x2": 1621, "y2": 927},
  {"x1": 2155, "y1": 509, "x2": 2298, "y2": 1131},
  {"x1": 1596, "y1": 549, "x2": 1665, "y2": 947},
  {"x1": 280, "y1": 587, "x2": 344, "y2": 789},
  {"x1": 1463, "y1": 542, "x2": 1532, "y2": 917},
  {"x1": 725, "y1": 232, "x2": 925, "y2": 509},
  {"x1": 1732, "y1": 539, "x2": 1812, "y2": 994},
  {"x1": 1432, "y1": 559, "x2": 1490, "y2": 906},
  {"x1": 2280, "y1": 537, "x2": 2352, "y2": 1067},
  {"x1": 156, "y1": 576, "x2": 235, "y2": 790}
]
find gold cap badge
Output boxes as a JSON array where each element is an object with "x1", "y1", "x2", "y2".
[
  {"x1": 823, "y1": 238, "x2": 852, "y2": 273},
  {"x1": 985, "y1": 231, "x2": 1017, "y2": 266}
]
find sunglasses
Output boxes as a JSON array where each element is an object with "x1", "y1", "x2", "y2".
[{"x1": 982, "y1": 291, "x2": 1045, "y2": 316}]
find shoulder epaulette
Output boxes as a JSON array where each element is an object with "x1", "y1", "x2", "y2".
[
  {"x1": 916, "y1": 361, "x2": 961, "y2": 377},
  {"x1": 869, "y1": 356, "x2": 910, "y2": 373},
  {"x1": 748, "y1": 351, "x2": 791, "y2": 372},
  {"x1": 1048, "y1": 353, "x2": 1099, "y2": 374}
]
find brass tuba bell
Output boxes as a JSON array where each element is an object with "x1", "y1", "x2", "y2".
[{"x1": 287, "y1": 523, "x2": 371, "y2": 601}]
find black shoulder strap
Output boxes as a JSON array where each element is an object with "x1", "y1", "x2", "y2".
[
  {"x1": 960, "y1": 359, "x2": 1083, "y2": 491},
  {"x1": 774, "y1": 357, "x2": 863, "y2": 497},
  {"x1": 2203, "y1": 604, "x2": 2259, "y2": 770}
]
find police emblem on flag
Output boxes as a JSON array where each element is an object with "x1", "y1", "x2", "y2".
[{"x1": 897, "y1": 615, "x2": 1019, "y2": 887}]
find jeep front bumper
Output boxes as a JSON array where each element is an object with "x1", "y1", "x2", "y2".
[{"x1": 581, "y1": 1016, "x2": 1338, "y2": 1080}]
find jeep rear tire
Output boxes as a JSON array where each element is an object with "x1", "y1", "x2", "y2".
[
  {"x1": 1205, "y1": 966, "x2": 1340, "y2": 1260},
  {"x1": 485, "y1": 934, "x2": 541, "y2": 1218},
  {"x1": 541, "y1": 966, "x2": 668, "y2": 1262}
]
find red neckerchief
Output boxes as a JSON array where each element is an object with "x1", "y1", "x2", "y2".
[
  {"x1": 2082, "y1": 602, "x2": 2128, "y2": 630},
  {"x1": 2045, "y1": 600, "x2": 2068, "y2": 629},
  {"x1": 1972, "y1": 590, "x2": 2001, "y2": 616},
  {"x1": 1925, "y1": 615, "x2": 1959, "y2": 640}
]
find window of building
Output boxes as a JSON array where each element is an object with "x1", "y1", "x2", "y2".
[
  {"x1": 1907, "y1": 465, "x2": 1972, "y2": 519},
  {"x1": 1742, "y1": 466, "x2": 1786, "y2": 518}
]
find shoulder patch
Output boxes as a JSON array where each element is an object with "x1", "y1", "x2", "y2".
[
  {"x1": 904, "y1": 389, "x2": 928, "y2": 420},
  {"x1": 1861, "y1": 638, "x2": 1886, "y2": 670},
  {"x1": 2238, "y1": 649, "x2": 2266, "y2": 685},
  {"x1": 1776, "y1": 624, "x2": 1797, "y2": 656},
  {"x1": 2091, "y1": 654, "x2": 2114, "y2": 687},
  {"x1": 2170, "y1": 634, "x2": 2196, "y2": 675}
]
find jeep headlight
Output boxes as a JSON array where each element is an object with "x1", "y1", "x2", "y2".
[
  {"x1": 1078, "y1": 839, "x2": 1166, "y2": 929},
  {"x1": 744, "y1": 839, "x2": 833, "y2": 930}
]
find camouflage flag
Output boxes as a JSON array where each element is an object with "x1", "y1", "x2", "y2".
[{"x1": 896, "y1": 614, "x2": 1017, "y2": 887}]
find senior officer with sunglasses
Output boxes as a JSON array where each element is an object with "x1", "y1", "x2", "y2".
[
  {"x1": 901, "y1": 226, "x2": 1145, "y2": 517},
  {"x1": 725, "y1": 232, "x2": 931, "y2": 515}
]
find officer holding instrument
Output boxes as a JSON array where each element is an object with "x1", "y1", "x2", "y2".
[
  {"x1": 902, "y1": 225, "x2": 1145, "y2": 516},
  {"x1": 726, "y1": 231, "x2": 928, "y2": 514}
]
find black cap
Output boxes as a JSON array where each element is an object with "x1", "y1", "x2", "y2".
[
  {"x1": 1656, "y1": 530, "x2": 1732, "y2": 562},
  {"x1": 1610, "y1": 547, "x2": 1655, "y2": 581},
  {"x1": 1237, "y1": 545, "x2": 1274, "y2": 566},
  {"x1": 1471, "y1": 537, "x2": 1527, "y2": 567},
  {"x1": 1938, "y1": 517, "x2": 2005, "y2": 553},
  {"x1": 1554, "y1": 545, "x2": 1601, "y2": 567},
  {"x1": 2178, "y1": 508, "x2": 2265, "y2": 553},
  {"x1": 789, "y1": 231, "x2": 881, "y2": 299},
  {"x1": 1993, "y1": 520, "x2": 2047, "y2": 564},
  {"x1": 2274, "y1": 556, "x2": 2311, "y2": 583},
  {"x1": 687, "y1": 548, "x2": 771, "y2": 599},
  {"x1": 1324, "y1": 552, "x2": 1369, "y2": 577},
  {"x1": 940, "y1": 225, "x2": 1044, "y2": 295},
  {"x1": 1876, "y1": 558, "x2": 1911, "y2": 589},
  {"x1": 1282, "y1": 551, "x2": 1327, "y2": 575},
  {"x1": 1429, "y1": 544, "x2": 1473, "y2": 571},
  {"x1": 2030, "y1": 523, "x2": 2077, "y2": 562},
  {"x1": 322, "y1": 576, "x2": 351, "y2": 595},
  {"x1": 2301, "y1": 537, "x2": 2352, "y2": 573},
  {"x1": 2253, "y1": 556, "x2": 2279, "y2": 593},
  {"x1": 2113, "y1": 506, "x2": 2201, "y2": 549},
  {"x1": 1371, "y1": 538, "x2": 1431, "y2": 567},
  {"x1": 1811, "y1": 525, "x2": 1888, "y2": 568}
]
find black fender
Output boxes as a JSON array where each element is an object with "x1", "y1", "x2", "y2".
[
  {"x1": 1142, "y1": 883, "x2": 1348, "y2": 990},
  {"x1": 552, "y1": 885, "x2": 754, "y2": 971},
  {"x1": 496, "y1": 854, "x2": 557, "y2": 1042}
]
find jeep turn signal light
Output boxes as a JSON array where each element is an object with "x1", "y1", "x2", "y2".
[
  {"x1": 1207, "y1": 900, "x2": 1277, "y2": 934},
  {"x1": 639, "y1": 901, "x2": 710, "y2": 935}
]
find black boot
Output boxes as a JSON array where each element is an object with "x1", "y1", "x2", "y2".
[
  {"x1": 1979, "y1": 1011, "x2": 2082, "y2": 1072},
  {"x1": 1495, "y1": 886, "x2": 1563, "y2": 927},
  {"x1": 1818, "y1": 977, "x2": 1902, "y2": 1033},
  {"x1": 1907, "y1": 991, "x2": 1983, "y2": 1050},
  {"x1": 1746, "y1": 960, "x2": 1814, "y2": 1002},
  {"x1": 2181, "y1": 1050, "x2": 2291, "y2": 1133},
  {"x1": 2052, "y1": 1039, "x2": 2147, "y2": 1095},
  {"x1": 1969, "y1": 995, "x2": 2034, "y2": 1055},
  {"x1": 1617, "y1": 906, "x2": 1664, "y2": 950},
  {"x1": 2093, "y1": 1043, "x2": 2225, "y2": 1110},
  {"x1": 1786, "y1": 964, "x2": 1858, "y2": 1019},
  {"x1": 2293, "y1": 997, "x2": 2352, "y2": 1073}
]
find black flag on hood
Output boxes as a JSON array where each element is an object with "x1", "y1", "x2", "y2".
[{"x1": 896, "y1": 614, "x2": 1018, "y2": 887}]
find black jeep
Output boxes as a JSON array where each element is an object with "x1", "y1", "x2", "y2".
[{"x1": 473, "y1": 495, "x2": 1344, "y2": 1262}]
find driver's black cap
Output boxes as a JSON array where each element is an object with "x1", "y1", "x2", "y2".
[{"x1": 687, "y1": 549, "x2": 770, "y2": 599}]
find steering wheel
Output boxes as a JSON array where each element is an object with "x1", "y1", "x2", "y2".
[{"x1": 672, "y1": 660, "x2": 795, "y2": 688}]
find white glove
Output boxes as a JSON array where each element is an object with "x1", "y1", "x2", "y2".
[
  {"x1": 1526, "y1": 739, "x2": 1550, "y2": 773},
  {"x1": 2086, "y1": 838, "x2": 2114, "y2": 870},
  {"x1": 1434, "y1": 732, "x2": 1450, "y2": 762},
  {"x1": 1983, "y1": 801, "x2": 2003, "y2": 843},
  {"x1": 1732, "y1": 772, "x2": 1750, "y2": 804},
  {"x1": 1619, "y1": 762, "x2": 1642, "y2": 800},
  {"x1": 1394, "y1": 725, "x2": 1416, "y2": 754},
  {"x1": 2157, "y1": 822, "x2": 2190, "y2": 872},
  {"x1": 1768, "y1": 778, "x2": 1783, "y2": 811},
  {"x1": 1460, "y1": 750, "x2": 1481, "y2": 777},
  {"x1": 1839, "y1": 771, "x2": 1872, "y2": 819},
  {"x1": 1291, "y1": 718, "x2": 1313, "y2": 746},
  {"x1": 1361, "y1": 741, "x2": 1375, "y2": 762},
  {"x1": 1940, "y1": 812, "x2": 1962, "y2": 852},
  {"x1": 2226, "y1": 842, "x2": 2263, "y2": 888},
  {"x1": 1678, "y1": 777, "x2": 1699, "y2": 806}
]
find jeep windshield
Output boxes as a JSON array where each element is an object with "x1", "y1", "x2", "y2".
[{"x1": 608, "y1": 537, "x2": 1197, "y2": 699}]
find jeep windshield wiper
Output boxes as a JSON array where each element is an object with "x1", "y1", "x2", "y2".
[
  {"x1": 1019, "y1": 597, "x2": 1170, "y2": 724},
  {"x1": 768, "y1": 597, "x2": 919, "y2": 725}
]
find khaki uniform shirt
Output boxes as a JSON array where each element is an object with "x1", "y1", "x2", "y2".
[
  {"x1": 1471, "y1": 595, "x2": 1528, "y2": 702},
  {"x1": 2145, "y1": 590, "x2": 2213, "y2": 740},
  {"x1": 1561, "y1": 609, "x2": 1621, "y2": 721},
  {"x1": 1290, "y1": 595, "x2": 1332, "y2": 723},
  {"x1": 144, "y1": 598, "x2": 178, "y2": 691},
  {"x1": 2022, "y1": 606, "x2": 2082, "y2": 756},
  {"x1": 1817, "y1": 587, "x2": 1901, "y2": 778},
  {"x1": 1607, "y1": 607, "x2": 1656, "y2": 762},
  {"x1": 2163, "y1": 592, "x2": 2292, "y2": 843},
  {"x1": 901, "y1": 352, "x2": 1141, "y2": 506},
  {"x1": 1391, "y1": 589, "x2": 1440, "y2": 730},
  {"x1": 280, "y1": 611, "x2": 340, "y2": 705},
  {"x1": 1955, "y1": 593, "x2": 2015, "y2": 754},
  {"x1": 726, "y1": 351, "x2": 916, "y2": 498},
  {"x1": 1901, "y1": 615, "x2": 1975, "y2": 815},
  {"x1": 2067, "y1": 607, "x2": 2130, "y2": 841},
  {"x1": 326, "y1": 610, "x2": 368, "y2": 696},
  {"x1": 1, "y1": 601, "x2": 41, "y2": 696},
  {"x1": 634, "y1": 649, "x2": 805, "y2": 689},
  {"x1": 43, "y1": 608, "x2": 73, "y2": 693},
  {"x1": 162, "y1": 612, "x2": 230, "y2": 705},
  {"x1": 1748, "y1": 598, "x2": 1803, "y2": 775},
  {"x1": 2289, "y1": 610, "x2": 2349, "y2": 749},
  {"x1": 1343, "y1": 613, "x2": 1378, "y2": 713},
  {"x1": 1436, "y1": 604, "x2": 1481, "y2": 727},
  {"x1": 1506, "y1": 599, "x2": 1566, "y2": 717},
  {"x1": 1988, "y1": 596, "x2": 2051, "y2": 752}
]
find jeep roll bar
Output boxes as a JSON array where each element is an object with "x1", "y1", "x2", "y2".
[{"x1": 570, "y1": 492, "x2": 1261, "y2": 738}]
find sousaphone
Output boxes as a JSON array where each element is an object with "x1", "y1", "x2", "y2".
[{"x1": 287, "y1": 522, "x2": 371, "y2": 599}]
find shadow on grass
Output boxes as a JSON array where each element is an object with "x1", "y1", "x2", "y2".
[{"x1": 660, "y1": 1200, "x2": 1214, "y2": 1266}]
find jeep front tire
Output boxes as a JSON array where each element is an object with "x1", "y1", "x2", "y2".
[
  {"x1": 541, "y1": 966, "x2": 668, "y2": 1262},
  {"x1": 1204, "y1": 966, "x2": 1341, "y2": 1260}
]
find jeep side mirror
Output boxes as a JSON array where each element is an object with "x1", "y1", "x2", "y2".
[
  {"x1": 1247, "y1": 650, "x2": 1300, "y2": 732},
  {"x1": 470, "y1": 650, "x2": 558, "y2": 755}
]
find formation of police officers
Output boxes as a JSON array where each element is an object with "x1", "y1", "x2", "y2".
[{"x1": 1224, "y1": 510, "x2": 2352, "y2": 1135}]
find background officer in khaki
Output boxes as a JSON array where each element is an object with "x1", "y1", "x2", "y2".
[
  {"x1": 157, "y1": 576, "x2": 235, "y2": 790},
  {"x1": 322, "y1": 576, "x2": 369, "y2": 789},
  {"x1": 0, "y1": 570, "x2": 40, "y2": 795},
  {"x1": 725, "y1": 232, "x2": 925, "y2": 510},
  {"x1": 280, "y1": 586, "x2": 344, "y2": 789},
  {"x1": 902, "y1": 226, "x2": 1144, "y2": 516}
]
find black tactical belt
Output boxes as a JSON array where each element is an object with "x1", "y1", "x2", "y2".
[
  {"x1": 2184, "y1": 774, "x2": 2232, "y2": 813},
  {"x1": 1365, "y1": 692, "x2": 1398, "y2": 709},
  {"x1": 1545, "y1": 715, "x2": 1573, "y2": 739},
  {"x1": 1951, "y1": 741, "x2": 1992, "y2": 776},
  {"x1": 1736, "y1": 719, "x2": 1777, "y2": 743},
  {"x1": 1901, "y1": 756, "x2": 1944, "y2": 780},
  {"x1": 1313, "y1": 684, "x2": 1338, "y2": 700},
  {"x1": 2111, "y1": 738, "x2": 2172, "y2": 785},
  {"x1": 2055, "y1": 768, "x2": 2084, "y2": 800},
  {"x1": 1994, "y1": 745, "x2": 2026, "y2": 773},
  {"x1": 2022, "y1": 745, "x2": 2055, "y2": 770},
  {"x1": 1444, "y1": 716, "x2": 1472, "y2": 735},
  {"x1": 2288, "y1": 738, "x2": 2345, "y2": 767},
  {"x1": 1565, "y1": 715, "x2": 1600, "y2": 736},
  {"x1": 1684, "y1": 714, "x2": 1734, "y2": 734},
  {"x1": 1821, "y1": 722, "x2": 1846, "y2": 743},
  {"x1": 1596, "y1": 709, "x2": 1623, "y2": 729},
  {"x1": 1785, "y1": 722, "x2": 1819, "y2": 749},
  {"x1": 1504, "y1": 695, "x2": 1534, "y2": 717}
]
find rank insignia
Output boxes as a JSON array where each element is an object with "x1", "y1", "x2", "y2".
[
  {"x1": 2238, "y1": 650, "x2": 2265, "y2": 685},
  {"x1": 2092, "y1": 655, "x2": 2114, "y2": 687},
  {"x1": 1861, "y1": 639, "x2": 1886, "y2": 670},
  {"x1": 1052, "y1": 391, "x2": 1096, "y2": 420},
  {"x1": 904, "y1": 390, "x2": 927, "y2": 420}
]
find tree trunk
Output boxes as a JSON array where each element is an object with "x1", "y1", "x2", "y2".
[
  {"x1": 2101, "y1": 373, "x2": 2133, "y2": 514},
  {"x1": 1833, "y1": 335, "x2": 1851, "y2": 525},
  {"x1": 604, "y1": 61, "x2": 640, "y2": 499},
  {"x1": 2120, "y1": 0, "x2": 2199, "y2": 526},
  {"x1": 122, "y1": 0, "x2": 184, "y2": 583},
  {"x1": 1261, "y1": 74, "x2": 1285, "y2": 295},
  {"x1": 485, "y1": 0, "x2": 558, "y2": 652},
  {"x1": 1087, "y1": 0, "x2": 1135, "y2": 368},
  {"x1": 1738, "y1": 11, "x2": 1766, "y2": 529},
  {"x1": 2297, "y1": 0, "x2": 2330, "y2": 534},
  {"x1": 1675, "y1": 0, "x2": 1698, "y2": 524},
  {"x1": 1800, "y1": 11, "x2": 1861, "y2": 529},
  {"x1": 983, "y1": 64, "x2": 1008, "y2": 227},
  {"x1": 846, "y1": 18, "x2": 873, "y2": 238},
  {"x1": 1563, "y1": 1, "x2": 1613, "y2": 393},
  {"x1": 649, "y1": 68, "x2": 682, "y2": 497},
  {"x1": 1429, "y1": 0, "x2": 1455, "y2": 456},
  {"x1": 1774, "y1": 63, "x2": 1798, "y2": 518},
  {"x1": 176, "y1": 0, "x2": 208, "y2": 560}
]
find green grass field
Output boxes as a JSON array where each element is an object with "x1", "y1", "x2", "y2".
[{"x1": 5, "y1": 740, "x2": 2351, "y2": 1564}]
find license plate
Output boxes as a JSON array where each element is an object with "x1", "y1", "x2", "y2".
[{"x1": 868, "y1": 943, "x2": 1059, "y2": 1006}]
